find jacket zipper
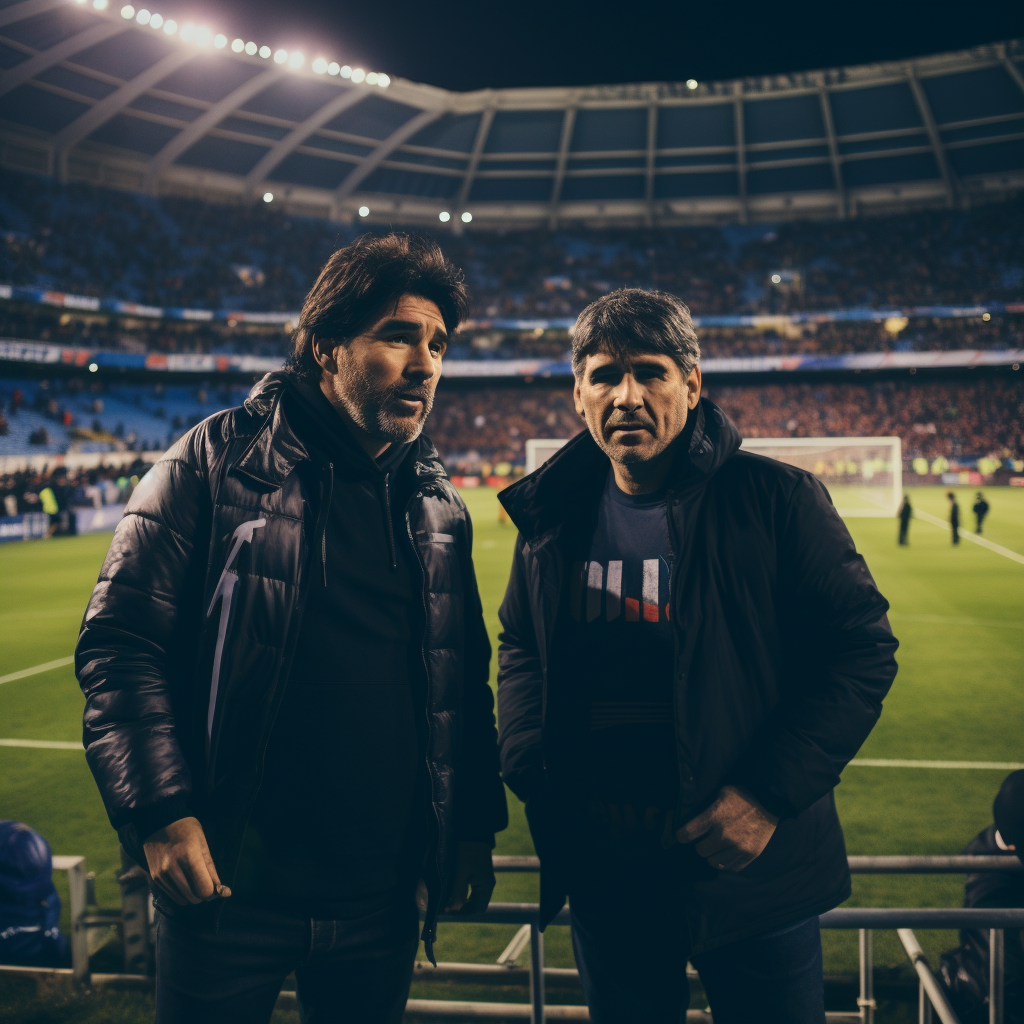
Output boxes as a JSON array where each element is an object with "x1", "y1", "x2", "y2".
[
  {"x1": 384, "y1": 472, "x2": 397, "y2": 571},
  {"x1": 405, "y1": 493, "x2": 443, "y2": 958},
  {"x1": 221, "y1": 460, "x2": 333, "y2": 904}
]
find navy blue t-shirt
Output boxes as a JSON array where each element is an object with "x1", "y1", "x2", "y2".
[{"x1": 565, "y1": 469, "x2": 678, "y2": 836}]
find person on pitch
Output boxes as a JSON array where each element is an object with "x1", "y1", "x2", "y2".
[
  {"x1": 949, "y1": 490, "x2": 961, "y2": 545},
  {"x1": 898, "y1": 492, "x2": 913, "y2": 546},
  {"x1": 496, "y1": 288, "x2": 899, "y2": 1024},
  {"x1": 76, "y1": 235, "x2": 507, "y2": 1024},
  {"x1": 973, "y1": 491, "x2": 990, "y2": 535}
]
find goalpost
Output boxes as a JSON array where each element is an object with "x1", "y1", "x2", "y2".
[
  {"x1": 525, "y1": 435, "x2": 902, "y2": 517},
  {"x1": 740, "y1": 436, "x2": 902, "y2": 517}
]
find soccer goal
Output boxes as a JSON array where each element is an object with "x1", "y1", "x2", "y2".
[
  {"x1": 740, "y1": 436, "x2": 902, "y2": 517},
  {"x1": 525, "y1": 438, "x2": 569, "y2": 474}
]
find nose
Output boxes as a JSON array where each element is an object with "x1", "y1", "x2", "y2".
[
  {"x1": 611, "y1": 373, "x2": 643, "y2": 411},
  {"x1": 404, "y1": 337, "x2": 437, "y2": 382}
]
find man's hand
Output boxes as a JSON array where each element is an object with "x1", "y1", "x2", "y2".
[
  {"x1": 143, "y1": 817, "x2": 230, "y2": 905},
  {"x1": 444, "y1": 841, "x2": 496, "y2": 913},
  {"x1": 676, "y1": 785, "x2": 779, "y2": 872}
]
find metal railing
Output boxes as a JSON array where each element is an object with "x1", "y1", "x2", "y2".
[{"x1": 1, "y1": 852, "x2": 1020, "y2": 1024}]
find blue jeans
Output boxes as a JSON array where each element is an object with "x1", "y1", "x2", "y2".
[
  {"x1": 569, "y1": 868, "x2": 826, "y2": 1024},
  {"x1": 155, "y1": 898, "x2": 419, "y2": 1024}
]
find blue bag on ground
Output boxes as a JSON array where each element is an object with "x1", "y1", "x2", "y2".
[{"x1": 0, "y1": 820, "x2": 71, "y2": 967}]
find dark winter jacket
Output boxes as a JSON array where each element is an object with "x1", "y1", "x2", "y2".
[
  {"x1": 75, "y1": 373, "x2": 507, "y2": 950},
  {"x1": 496, "y1": 398, "x2": 899, "y2": 952}
]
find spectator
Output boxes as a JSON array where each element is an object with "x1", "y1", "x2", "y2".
[{"x1": 940, "y1": 771, "x2": 1024, "y2": 1024}]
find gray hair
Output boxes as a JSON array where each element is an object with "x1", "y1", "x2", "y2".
[{"x1": 571, "y1": 288, "x2": 700, "y2": 380}]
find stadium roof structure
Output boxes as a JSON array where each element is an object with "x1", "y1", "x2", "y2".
[{"x1": 0, "y1": 0, "x2": 1023, "y2": 228}]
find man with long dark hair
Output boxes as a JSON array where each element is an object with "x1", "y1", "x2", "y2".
[
  {"x1": 497, "y1": 288, "x2": 898, "y2": 1023},
  {"x1": 76, "y1": 234, "x2": 507, "y2": 1024}
]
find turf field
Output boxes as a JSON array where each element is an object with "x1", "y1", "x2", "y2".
[{"x1": 1, "y1": 483, "x2": 1021, "y2": 1019}]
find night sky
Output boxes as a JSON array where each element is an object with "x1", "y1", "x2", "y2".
[{"x1": 151, "y1": 0, "x2": 1024, "y2": 92}]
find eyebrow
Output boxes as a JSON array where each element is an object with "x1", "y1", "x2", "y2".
[{"x1": 373, "y1": 318, "x2": 448, "y2": 343}]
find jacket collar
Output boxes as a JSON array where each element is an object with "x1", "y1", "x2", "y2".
[
  {"x1": 499, "y1": 397, "x2": 742, "y2": 541},
  {"x1": 232, "y1": 372, "x2": 448, "y2": 491}
]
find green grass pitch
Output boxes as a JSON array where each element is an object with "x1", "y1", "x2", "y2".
[{"x1": 1, "y1": 483, "x2": 1021, "y2": 1017}]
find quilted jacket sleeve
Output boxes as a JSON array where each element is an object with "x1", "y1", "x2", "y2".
[
  {"x1": 734, "y1": 472, "x2": 899, "y2": 817},
  {"x1": 75, "y1": 437, "x2": 212, "y2": 850},
  {"x1": 496, "y1": 533, "x2": 546, "y2": 803},
  {"x1": 454, "y1": 509, "x2": 508, "y2": 845}
]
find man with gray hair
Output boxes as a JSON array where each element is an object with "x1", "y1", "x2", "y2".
[{"x1": 496, "y1": 288, "x2": 898, "y2": 1023}]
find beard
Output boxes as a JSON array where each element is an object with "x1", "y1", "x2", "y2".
[{"x1": 333, "y1": 357, "x2": 434, "y2": 444}]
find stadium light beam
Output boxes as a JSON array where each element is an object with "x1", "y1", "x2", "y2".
[
  {"x1": 179, "y1": 22, "x2": 195, "y2": 41},
  {"x1": 377, "y1": 74, "x2": 390, "y2": 88},
  {"x1": 350, "y1": 67, "x2": 365, "y2": 82},
  {"x1": 263, "y1": 192, "x2": 274, "y2": 203},
  {"x1": 365, "y1": 72, "x2": 378, "y2": 85},
  {"x1": 438, "y1": 211, "x2": 451, "y2": 223},
  {"x1": 358, "y1": 205, "x2": 370, "y2": 217},
  {"x1": 288, "y1": 51, "x2": 304, "y2": 68}
]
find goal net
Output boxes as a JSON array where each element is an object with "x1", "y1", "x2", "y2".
[
  {"x1": 525, "y1": 435, "x2": 902, "y2": 517},
  {"x1": 525, "y1": 438, "x2": 569, "y2": 474},
  {"x1": 740, "y1": 436, "x2": 902, "y2": 517}
]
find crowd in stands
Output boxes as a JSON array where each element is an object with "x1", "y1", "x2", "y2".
[
  {"x1": 431, "y1": 377, "x2": 1024, "y2": 471},
  {"x1": 3, "y1": 376, "x2": 1020, "y2": 491},
  {"x1": 1, "y1": 458, "x2": 150, "y2": 525},
  {"x1": 2, "y1": 168, "x2": 1023, "y2": 322}
]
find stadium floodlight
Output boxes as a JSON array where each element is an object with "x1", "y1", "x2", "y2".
[
  {"x1": 439, "y1": 211, "x2": 451, "y2": 222},
  {"x1": 179, "y1": 22, "x2": 195, "y2": 40},
  {"x1": 686, "y1": 78, "x2": 698, "y2": 90},
  {"x1": 328, "y1": 62, "x2": 340, "y2": 75},
  {"x1": 461, "y1": 211, "x2": 472, "y2": 223},
  {"x1": 358, "y1": 206, "x2": 370, "y2": 217},
  {"x1": 289, "y1": 51, "x2": 304, "y2": 68},
  {"x1": 75, "y1": 0, "x2": 87, "y2": 5},
  {"x1": 771, "y1": 273, "x2": 782, "y2": 284},
  {"x1": 274, "y1": 49, "x2": 288, "y2": 64},
  {"x1": 259, "y1": 45, "x2": 271, "y2": 58},
  {"x1": 149, "y1": 12, "x2": 162, "y2": 27},
  {"x1": 366, "y1": 72, "x2": 379, "y2": 85},
  {"x1": 214, "y1": 34, "x2": 227, "y2": 48},
  {"x1": 93, "y1": 0, "x2": 108, "y2": 9},
  {"x1": 263, "y1": 192, "x2": 274, "y2": 203},
  {"x1": 120, "y1": 5, "x2": 134, "y2": 18},
  {"x1": 196, "y1": 26, "x2": 212, "y2": 46},
  {"x1": 135, "y1": 9, "x2": 150, "y2": 24},
  {"x1": 350, "y1": 67, "x2": 365, "y2": 82},
  {"x1": 312, "y1": 57, "x2": 328, "y2": 74},
  {"x1": 377, "y1": 74, "x2": 390, "y2": 87},
  {"x1": 245, "y1": 41, "x2": 257, "y2": 54},
  {"x1": 88, "y1": 362, "x2": 98, "y2": 373},
  {"x1": 983, "y1": 312, "x2": 991, "y2": 321},
  {"x1": 340, "y1": 65, "x2": 353, "y2": 78},
  {"x1": 163, "y1": 18, "x2": 176, "y2": 33},
  {"x1": 231, "y1": 38, "x2": 244, "y2": 52},
  {"x1": 739, "y1": 436, "x2": 903, "y2": 517}
]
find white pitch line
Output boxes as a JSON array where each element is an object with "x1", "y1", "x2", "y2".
[
  {"x1": 0, "y1": 738, "x2": 81, "y2": 750},
  {"x1": 851, "y1": 759, "x2": 1024, "y2": 770},
  {"x1": 913, "y1": 508, "x2": 1024, "y2": 565},
  {"x1": 0, "y1": 656, "x2": 75, "y2": 685}
]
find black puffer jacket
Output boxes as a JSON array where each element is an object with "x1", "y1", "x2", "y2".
[
  {"x1": 497, "y1": 398, "x2": 899, "y2": 952},
  {"x1": 76, "y1": 373, "x2": 507, "y2": 949}
]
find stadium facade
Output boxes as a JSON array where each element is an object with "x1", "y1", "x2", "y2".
[{"x1": 0, "y1": 0, "x2": 1022, "y2": 227}]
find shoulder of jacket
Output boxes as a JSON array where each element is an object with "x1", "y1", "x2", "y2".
[
  {"x1": 160, "y1": 404, "x2": 264, "y2": 476},
  {"x1": 725, "y1": 448, "x2": 817, "y2": 493}
]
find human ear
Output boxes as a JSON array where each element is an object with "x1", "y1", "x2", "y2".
[
  {"x1": 686, "y1": 365, "x2": 702, "y2": 409},
  {"x1": 573, "y1": 377, "x2": 586, "y2": 417},
  {"x1": 312, "y1": 334, "x2": 339, "y2": 374}
]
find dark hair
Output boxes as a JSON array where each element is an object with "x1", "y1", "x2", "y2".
[
  {"x1": 571, "y1": 288, "x2": 700, "y2": 380},
  {"x1": 287, "y1": 233, "x2": 469, "y2": 379}
]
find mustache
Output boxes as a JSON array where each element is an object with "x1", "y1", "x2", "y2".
[
  {"x1": 386, "y1": 382, "x2": 433, "y2": 403},
  {"x1": 606, "y1": 411, "x2": 654, "y2": 431}
]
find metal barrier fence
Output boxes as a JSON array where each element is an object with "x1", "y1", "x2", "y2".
[{"x1": 1, "y1": 853, "x2": 1020, "y2": 1023}]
